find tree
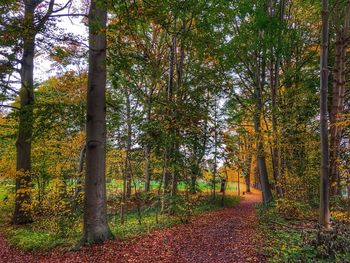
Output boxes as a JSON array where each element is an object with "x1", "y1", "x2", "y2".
[
  {"x1": 82, "y1": 0, "x2": 113, "y2": 244},
  {"x1": 226, "y1": 0, "x2": 274, "y2": 204},
  {"x1": 0, "y1": 0, "x2": 80, "y2": 225},
  {"x1": 329, "y1": 0, "x2": 350, "y2": 196},
  {"x1": 319, "y1": 0, "x2": 330, "y2": 229},
  {"x1": 13, "y1": 0, "x2": 57, "y2": 225}
]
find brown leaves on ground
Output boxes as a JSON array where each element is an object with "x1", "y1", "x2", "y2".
[{"x1": 0, "y1": 190, "x2": 265, "y2": 263}]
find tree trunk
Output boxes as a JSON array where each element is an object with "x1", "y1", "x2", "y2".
[
  {"x1": 144, "y1": 95, "x2": 152, "y2": 192},
  {"x1": 329, "y1": 1, "x2": 350, "y2": 197},
  {"x1": 190, "y1": 141, "x2": 198, "y2": 193},
  {"x1": 245, "y1": 149, "x2": 252, "y2": 193},
  {"x1": 254, "y1": 162, "x2": 261, "y2": 190},
  {"x1": 267, "y1": 0, "x2": 285, "y2": 198},
  {"x1": 82, "y1": 0, "x2": 113, "y2": 244},
  {"x1": 190, "y1": 96, "x2": 209, "y2": 193},
  {"x1": 144, "y1": 143, "x2": 151, "y2": 192},
  {"x1": 190, "y1": 164, "x2": 198, "y2": 193},
  {"x1": 13, "y1": 0, "x2": 56, "y2": 225},
  {"x1": 163, "y1": 22, "x2": 176, "y2": 196},
  {"x1": 125, "y1": 88, "x2": 132, "y2": 198},
  {"x1": 13, "y1": 2, "x2": 36, "y2": 225},
  {"x1": 171, "y1": 140, "x2": 179, "y2": 196},
  {"x1": 254, "y1": 47, "x2": 273, "y2": 204},
  {"x1": 74, "y1": 143, "x2": 86, "y2": 204},
  {"x1": 212, "y1": 96, "x2": 219, "y2": 198},
  {"x1": 319, "y1": 0, "x2": 330, "y2": 229}
]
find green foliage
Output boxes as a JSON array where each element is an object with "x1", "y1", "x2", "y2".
[
  {"x1": 110, "y1": 211, "x2": 178, "y2": 240},
  {"x1": 276, "y1": 198, "x2": 313, "y2": 220},
  {"x1": 258, "y1": 204, "x2": 317, "y2": 262},
  {"x1": 165, "y1": 194, "x2": 194, "y2": 223},
  {"x1": 4, "y1": 190, "x2": 239, "y2": 251},
  {"x1": 8, "y1": 229, "x2": 66, "y2": 251},
  {"x1": 0, "y1": 183, "x2": 14, "y2": 224},
  {"x1": 307, "y1": 221, "x2": 350, "y2": 260},
  {"x1": 258, "y1": 204, "x2": 350, "y2": 262},
  {"x1": 196, "y1": 195, "x2": 240, "y2": 212}
]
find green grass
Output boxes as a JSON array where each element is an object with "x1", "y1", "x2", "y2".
[
  {"x1": 109, "y1": 194, "x2": 240, "y2": 240},
  {"x1": 110, "y1": 212, "x2": 178, "y2": 239},
  {"x1": 195, "y1": 195, "x2": 240, "y2": 212},
  {"x1": 8, "y1": 228, "x2": 67, "y2": 251},
  {"x1": 257, "y1": 204, "x2": 350, "y2": 262},
  {"x1": 257, "y1": 204, "x2": 318, "y2": 262},
  {"x1": 0, "y1": 183, "x2": 13, "y2": 225},
  {"x1": 0, "y1": 188, "x2": 6, "y2": 200},
  {"x1": 0, "y1": 183, "x2": 11, "y2": 200},
  {"x1": 107, "y1": 180, "x2": 240, "y2": 192}
]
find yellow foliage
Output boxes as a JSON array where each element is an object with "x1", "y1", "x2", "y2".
[{"x1": 38, "y1": 71, "x2": 87, "y2": 105}]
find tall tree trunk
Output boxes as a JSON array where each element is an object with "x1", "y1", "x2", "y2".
[
  {"x1": 162, "y1": 151, "x2": 170, "y2": 191},
  {"x1": 171, "y1": 140, "x2": 179, "y2": 196},
  {"x1": 144, "y1": 143, "x2": 151, "y2": 192},
  {"x1": 190, "y1": 92, "x2": 210, "y2": 193},
  {"x1": 329, "y1": 1, "x2": 350, "y2": 196},
  {"x1": 254, "y1": 162, "x2": 261, "y2": 190},
  {"x1": 82, "y1": 0, "x2": 113, "y2": 244},
  {"x1": 125, "y1": 88, "x2": 132, "y2": 198},
  {"x1": 268, "y1": 0, "x2": 285, "y2": 197},
  {"x1": 74, "y1": 143, "x2": 86, "y2": 203},
  {"x1": 319, "y1": 0, "x2": 330, "y2": 229},
  {"x1": 254, "y1": 48, "x2": 273, "y2": 204},
  {"x1": 13, "y1": 0, "x2": 55, "y2": 225},
  {"x1": 269, "y1": 0, "x2": 283, "y2": 197},
  {"x1": 212, "y1": 96, "x2": 219, "y2": 198},
  {"x1": 190, "y1": 141, "x2": 199, "y2": 193},
  {"x1": 244, "y1": 145, "x2": 253, "y2": 193},
  {"x1": 170, "y1": 34, "x2": 185, "y2": 197},
  {"x1": 163, "y1": 22, "x2": 176, "y2": 195},
  {"x1": 13, "y1": 2, "x2": 36, "y2": 225},
  {"x1": 144, "y1": 95, "x2": 152, "y2": 192}
]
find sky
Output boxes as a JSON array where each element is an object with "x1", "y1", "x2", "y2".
[
  {"x1": 0, "y1": 1, "x2": 87, "y2": 113},
  {"x1": 34, "y1": 0, "x2": 87, "y2": 82}
]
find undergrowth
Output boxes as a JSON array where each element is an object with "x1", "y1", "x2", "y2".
[
  {"x1": 258, "y1": 200, "x2": 350, "y2": 262},
  {"x1": 4, "y1": 194, "x2": 239, "y2": 251}
]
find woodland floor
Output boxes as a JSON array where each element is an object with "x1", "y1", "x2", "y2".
[{"x1": 0, "y1": 189, "x2": 265, "y2": 263}]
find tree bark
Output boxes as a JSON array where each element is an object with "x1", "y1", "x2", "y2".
[
  {"x1": 190, "y1": 92, "x2": 209, "y2": 193},
  {"x1": 12, "y1": 0, "x2": 56, "y2": 225},
  {"x1": 163, "y1": 21, "x2": 176, "y2": 195},
  {"x1": 269, "y1": 0, "x2": 285, "y2": 197},
  {"x1": 144, "y1": 95, "x2": 152, "y2": 192},
  {"x1": 245, "y1": 145, "x2": 252, "y2": 193},
  {"x1": 254, "y1": 47, "x2": 273, "y2": 204},
  {"x1": 13, "y1": 1, "x2": 36, "y2": 225},
  {"x1": 329, "y1": 0, "x2": 350, "y2": 196},
  {"x1": 125, "y1": 88, "x2": 132, "y2": 198},
  {"x1": 74, "y1": 143, "x2": 86, "y2": 203},
  {"x1": 212, "y1": 96, "x2": 219, "y2": 198},
  {"x1": 319, "y1": 0, "x2": 330, "y2": 229},
  {"x1": 144, "y1": 143, "x2": 152, "y2": 192},
  {"x1": 82, "y1": 0, "x2": 113, "y2": 244}
]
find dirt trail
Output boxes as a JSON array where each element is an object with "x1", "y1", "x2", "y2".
[{"x1": 0, "y1": 189, "x2": 265, "y2": 263}]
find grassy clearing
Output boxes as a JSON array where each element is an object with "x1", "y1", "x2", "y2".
[
  {"x1": 107, "y1": 180, "x2": 240, "y2": 193},
  {"x1": 4, "y1": 194, "x2": 239, "y2": 251}
]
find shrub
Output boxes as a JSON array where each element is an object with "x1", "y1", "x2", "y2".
[
  {"x1": 276, "y1": 198, "x2": 312, "y2": 219},
  {"x1": 307, "y1": 220, "x2": 350, "y2": 260}
]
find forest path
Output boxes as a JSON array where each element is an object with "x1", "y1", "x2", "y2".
[{"x1": 0, "y1": 189, "x2": 265, "y2": 263}]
